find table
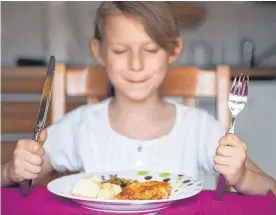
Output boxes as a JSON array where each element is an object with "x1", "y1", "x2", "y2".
[{"x1": 1, "y1": 186, "x2": 276, "y2": 215}]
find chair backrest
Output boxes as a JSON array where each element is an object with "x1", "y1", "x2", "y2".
[
  {"x1": 1, "y1": 64, "x2": 230, "y2": 185},
  {"x1": 51, "y1": 64, "x2": 109, "y2": 123},
  {"x1": 1, "y1": 65, "x2": 229, "y2": 183},
  {"x1": 161, "y1": 65, "x2": 230, "y2": 128},
  {"x1": 52, "y1": 64, "x2": 230, "y2": 127}
]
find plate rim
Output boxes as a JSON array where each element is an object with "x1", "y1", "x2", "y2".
[{"x1": 47, "y1": 170, "x2": 203, "y2": 204}]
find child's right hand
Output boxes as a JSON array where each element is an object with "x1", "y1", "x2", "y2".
[{"x1": 8, "y1": 129, "x2": 47, "y2": 183}]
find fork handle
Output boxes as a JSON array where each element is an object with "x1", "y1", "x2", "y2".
[
  {"x1": 228, "y1": 117, "x2": 236, "y2": 134},
  {"x1": 215, "y1": 116, "x2": 236, "y2": 201},
  {"x1": 215, "y1": 174, "x2": 226, "y2": 201}
]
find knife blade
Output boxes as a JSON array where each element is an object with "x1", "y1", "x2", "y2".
[{"x1": 20, "y1": 55, "x2": 56, "y2": 197}]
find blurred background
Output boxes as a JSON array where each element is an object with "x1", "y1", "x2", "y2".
[
  {"x1": 1, "y1": 1, "x2": 276, "y2": 188},
  {"x1": 2, "y1": 2, "x2": 276, "y2": 68}
]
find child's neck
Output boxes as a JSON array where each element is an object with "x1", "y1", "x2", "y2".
[
  {"x1": 108, "y1": 93, "x2": 176, "y2": 140},
  {"x1": 110, "y1": 94, "x2": 166, "y2": 120}
]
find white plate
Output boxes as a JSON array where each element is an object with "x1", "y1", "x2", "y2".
[{"x1": 47, "y1": 170, "x2": 203, "y2": 213}]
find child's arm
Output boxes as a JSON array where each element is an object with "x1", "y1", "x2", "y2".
[
  {"x1": 245, "y1": 158, "x2": 264, "y2": 173},
  {"x1": 233, "y1": 159, "x2": 276, "y2": 195}
]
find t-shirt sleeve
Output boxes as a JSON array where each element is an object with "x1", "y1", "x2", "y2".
[
  {"x1": 43, "y1": 107, "x2": 83, "y2": 173},
  {"x1": 198, "y1": 111, "x2": 227, "y2": 175}
]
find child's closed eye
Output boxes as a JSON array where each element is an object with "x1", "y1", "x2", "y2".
[
  {"x1": 144, "y1": 49, "x2": 159, "y2": 53},
  {"x1": 112, "y1": 49, "x2": 128, "y2": 54}
]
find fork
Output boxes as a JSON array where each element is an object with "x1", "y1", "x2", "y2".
[{"x1": 214, "y1": 74, "x2": 249, "y2": 201}]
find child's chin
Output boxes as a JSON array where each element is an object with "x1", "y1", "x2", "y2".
[{"x1": 125, "y1": 91, "x2": 153, "y2": 101}]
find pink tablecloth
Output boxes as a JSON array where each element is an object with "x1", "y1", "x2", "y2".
[{"x1": 1, "y1": 186, "x2": 276, "y2": 215}]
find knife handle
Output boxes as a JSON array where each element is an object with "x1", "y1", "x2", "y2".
[
  {"x1": 20, "y1": 180, "x2": 32, "y2": 197},
  {"x1": 20, "y1": 127, "x2": 43, "y2": 197},
  {"x1": 32, "y1": 126, "x2": 43, "y2": 142}
]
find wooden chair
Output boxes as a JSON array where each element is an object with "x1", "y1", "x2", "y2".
[
  {"x1": 51, "y1": 64, "x2": 109, "y2": 123},
  {"x1": 51, "y1": 63, "x2": 230, "y2": 184},
  {"x1": 161, "y1": 65, "x2": 231, "y2": 128},
  {"x1": 52, "y1": 64, "x2": 230, "y2": 127}
]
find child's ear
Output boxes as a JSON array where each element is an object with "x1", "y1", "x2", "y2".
[
  {"x1": 168, "y1": 37, "x2": 183, "y2": 64},
  {"x1": 90, "y1": 39, "x2": 106, "y2": 66}
]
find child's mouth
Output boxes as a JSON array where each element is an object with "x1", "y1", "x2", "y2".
[{"x1": 126, "y1": 79, "x2": 148, "y2": 84}]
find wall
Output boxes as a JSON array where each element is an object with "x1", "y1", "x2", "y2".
[
  {"x1": 1, "y1": 2, "x2": 276, "y2": 189},
  {"x1": 1, "y1": 2, "x2": 47, "y2": 65},
  {"x1": 2, "y1": 2, "x2": 276, "y2": 67},
  {"x1": 178, "y1": 2, "x2": 276, "y2": 67}
]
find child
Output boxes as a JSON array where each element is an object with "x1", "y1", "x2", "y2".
[{"x1": 1, "y1": 2, "x2": 276, "y2": 195}]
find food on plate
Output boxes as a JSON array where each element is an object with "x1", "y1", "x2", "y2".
[
  {"x1": 72, "y1": 176, "x2": 121, "y2": 200},
  {"x1": 102, "y1": 174, "x2": 138, "y2": 188},
  {"x1": 115, "y1": 181, "x2": 171, "y2": 200},
  {"x1": 97, "y1": 183, "x2": 122, "y2": 200},
  {"x1": 72, "y1": 174, "x2": 171, "y2": 200},
  {"x1": 72, "y1": 176, "x2": 101, "y2": 198}
]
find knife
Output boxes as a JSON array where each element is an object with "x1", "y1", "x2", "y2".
[{"x1": 20, "y1": 55, "x2": 56, "y2": 197}]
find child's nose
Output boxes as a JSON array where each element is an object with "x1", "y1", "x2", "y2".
[{"x1": 129, "y1": 53, "x2": 144, "y2": 72}]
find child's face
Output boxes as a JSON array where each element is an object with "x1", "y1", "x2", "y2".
[{"x1": 92, "y1": 14, "x2": 181, "y2": 101}]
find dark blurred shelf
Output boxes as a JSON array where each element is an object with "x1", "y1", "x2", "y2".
[{"x1": 231, "y1": 68, "x2": 276, "y2": 80}]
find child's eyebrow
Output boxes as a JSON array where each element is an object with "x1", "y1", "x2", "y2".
[
  {"x1": 108, "y1": 42, "x2": 128, "y2": 46},
  {"x1": 108, "y1": 41, "x2": 156, "y2": 46}
]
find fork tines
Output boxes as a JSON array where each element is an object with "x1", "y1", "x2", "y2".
[{"x1": 231, "y1": 74, "x2": 249, "y2": 96}]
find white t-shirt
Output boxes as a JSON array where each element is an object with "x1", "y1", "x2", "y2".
[{"x1": 44, "y1": 98, "x2": 226, "y2": 180}]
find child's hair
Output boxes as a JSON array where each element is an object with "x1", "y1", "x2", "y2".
[{"x1": 93, "y1": 1, "x2": 180, "y2": 97}]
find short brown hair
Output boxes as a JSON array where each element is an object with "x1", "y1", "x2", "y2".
[{"x1": 94, "y1": 1, "x2": 180, "y2": 54}]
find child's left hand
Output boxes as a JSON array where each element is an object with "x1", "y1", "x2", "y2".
[{"x1": 213, "y1": 134, "x2": 247, "y2": 187}]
